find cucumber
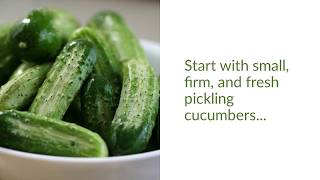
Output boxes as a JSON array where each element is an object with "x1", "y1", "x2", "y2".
[
  {"x1": 87, "y1": 11, "x2": 146, "y2": 74},
  {"x1": 81, "y1": 75, "x2": 121, "y2": 137},
  {"x1": 10, "y1": 8, "x2": 79, "y2": 62},
  {"x1": 0, "y1": 110, "x2": 108, "y2": 157},
  {"x1": 9, "y1": 61, "x2": 35, "y2": 80},
  {"x1": 107, "y1": 60, "x2": 160, "y2": 155},
  {"x1": 0, "y1": 64, "x2": 51, "y2": 111},
  {"x1": 0, "y1": 23, "x2": 20, "y2": 85},
  {"x1": 30, "y1": 39, "x2": 97, "y2": 120},
  {"x1": 88, "y1": 12, "x2": 161, "y2": 154},
  {"x1": 70, "y1": 27, "x2": 121, "y2": 137},
  {"x1": 70, "y1": 27, "x2": 121, "y2": 77}
]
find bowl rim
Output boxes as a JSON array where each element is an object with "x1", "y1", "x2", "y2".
[
  {"x1": 0, "y1": 147, "x2": 160, "y2": 163},
  {"x1": 0, "y1": 39, "x2": 160, "y2": 163}
]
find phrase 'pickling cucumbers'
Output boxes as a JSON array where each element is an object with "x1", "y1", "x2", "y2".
[
  {"x1": 0, "y1": 64, "x2": 51, "y2": 111},
  {"x1": 30, "y1": 39, "x2": 97, "y2": 120},
  {"x1": 70, "y1": 27, "x2": 121, "y2": 138},
  {"x1": 9, "y1": 61, "x2": 35, "y2": 80},
  {"x1": 0, "y1": 110, "x2": 108, "y2": 157},
  {"x1": 87, "y1": 11, "x2": 146, "y2": 74},
  {"x1": 10, "y1": 8, "x2": 79, "y2": 62},
  {"x1": 0, "y1": 23, "x2": 20, "y2": 85},
  {"x1": 107, "y1": 60, "x2": 160, "y2": 155}
]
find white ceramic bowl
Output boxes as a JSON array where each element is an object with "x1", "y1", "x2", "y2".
[{"x1": 0, "y1": 40, "x2": 160, "y2": 180}]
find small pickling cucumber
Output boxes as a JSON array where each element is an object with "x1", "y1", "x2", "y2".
[
  {"x1": 81, "y1": 75, "x2": 121, "y2": 138},
  {"x1": 107, "y1": 60, "x2": 160, "y2": 155},
  {"x1": 0, "y1": 110, "x2": 108, "y2": 157},
  {"x1": 9, "y1": 61, "x2": 35, "y2": 80},
  {"x1": 87, "y1": 11, "x2": 146, "y2": 74},
  {"x1": 10, "y1": 8, "x2": 79, "y2": 62},
  {"x1": 0, "y1": 23, "x2": 20, "y2": 85},
  {"x1": 0, "y1": 64, "x2": 51, "y2": 111},
  {"x1": 70, "y1": 27, "x2": 121, "y2": 77},
  {"x1": 70, "y1": 27, "x2": 121, "y2": 137},
  {"x1": 29, "y1": 39, "x2": 96, "y2": 120}
]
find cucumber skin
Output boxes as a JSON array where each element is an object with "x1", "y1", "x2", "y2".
[
  {"x1": 81, "y1": 75, "x2": 121, "y2": 137},
  {"x1": 0, "y1": 23, "x2": 20, "y2": 85},
  {"x1": 70, "y1": 27, "x2": 121, "y2": 136},
  {"x1": 70, "y1": 27, "x2": 121, "y2": 78},
  {"x1": 0, "y1": 64, "x2": 51, "y2": 111},
  {"x1": 10, "y1": 8, "x2": 79, "y2": 62},
  {"x1": 107, "y1": 60, "x2": 160, "y2": 155},
  {"x1": 87, "y1": 11, "x2": 146, "y2": 74},
  {"x1": 30, "y1": 40, "x2": 96, "y2": 120},
  {"x1": 0, "y1": 110, "x2": 108, "y2": 157},
  {"x1": 9, "y1": 61, "x2": 35, "y2": 80}
]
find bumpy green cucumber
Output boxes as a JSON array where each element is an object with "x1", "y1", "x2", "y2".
[
  {"x1": 81, "y1": 75, "x2": 121, "y2": 137},
  {"x1": 107, "y1": 60, "x2": 160, "y2": 155},
  {"x1": 70, "y1": 27, "x2": 121, "y2": 136},
  {"x1": 30, "y1": 40, "x2": 96, "y2": 120},
  {"x1": 0, "y1": 64, "x2": 51, "y2": 111},
  {"x1": 0, "y1": 110, "x2": 107, "y2": 157},
  {"x1": 0, "y1": 23, "x2": 20, "y2": 85},
  {"x1": 9, "y1": 61, "x2": 35, "y2": 80},
  {"x1": 70, "y1": 27, "x2": 121, "y2": 77},
  {"x1": 87, "y1": 11, "x2": 146, "y2": 74},
  {"x1": 10, "y1": 8, "x2": 79, "y2": 62}
]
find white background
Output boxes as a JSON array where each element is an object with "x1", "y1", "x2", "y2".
[{"x1": 161, "y1": 0, "x2": 320, "y2": 179}]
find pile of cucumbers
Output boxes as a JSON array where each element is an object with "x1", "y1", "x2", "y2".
[{"x1": 0, "y1": 8, "x2": 160, "y2": 157}]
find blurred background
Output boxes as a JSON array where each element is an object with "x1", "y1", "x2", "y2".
[{"x1": 0, "y1": 0, "x2": 159, "y2": 42}]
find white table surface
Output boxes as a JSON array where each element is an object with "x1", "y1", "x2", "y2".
[{"x1": 0, "y1": 0, "x2": 160, "y2": 42}]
